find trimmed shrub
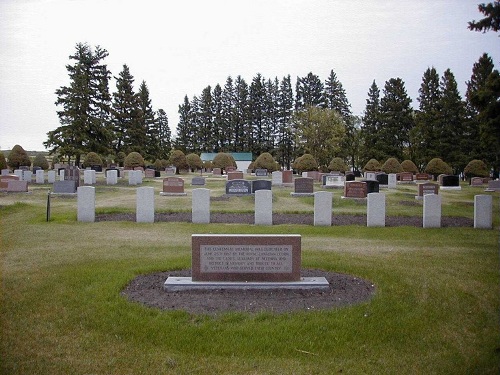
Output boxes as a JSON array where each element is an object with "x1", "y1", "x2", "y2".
[
  {"x1": 363, "y1": 159, "x2": 381, "y2": 172},
  {"x1": 0, "y1": 151, "x2": 8, "y2": 170},
  {"x1": 116, "y1": 152, "x2": 126, "y2": 167},
  {"x1": 7, "y1": 145, "x2": 31, "y2": 169},
  {"x1": 124, "y1": 152, "x2": 145, "y2": 169},
  {"x1": 381, "y1": 158, "x2": 403, "y2": 174},
  {"x1": 212, "y1": 152, "x2": 236, "y2": 170},
  {"x1": 169, "y1": 150, "x2": 188, "y2": 173},
  {"x1": 294, "y1": 154, "x2": 318, "y2": 172},
  {"x1": 186, "y1": 153, "x2": 203, "y2": 171},
  {"x1": 82, "y1": 152, "x2": 103, "y2": 168},
  {"x1": 464, "y1": 159, "x2": 489, "y2": 178},
  {"x1": 424, "y1": 158, "x2": 453, "y2": 176},
  {"x1": 401, "y1": 160, "x2": 419, "y2": 173},
  {"x1": 203, "y1": 160, "x2": 213, "y2": 170},
  {"x1": 328, "y1": 157, "x2": 348, "y2": 173},
  {"x1": 153, "y1": 159, "x2": 169, "y2": 170},
  {"x1": 33, "y1": 154, "x2": 49, "y2": 170},
  {"x1": 254, "y1": 152, "x2": 278, "y2": 172}
]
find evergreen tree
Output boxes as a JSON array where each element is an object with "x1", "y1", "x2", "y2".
[
  {"x1": 156, "y1": 109, "x2": 171, "y2": 160},
  {"x1": 295, "y1": 72, "x2": 324, "y2": 110},
  {"x1": 360, "y1": 80, "x2": 382, "y2": 164},
  {"x1": 112, "y1": 64, "x2": 142, "y2": 154},
  {"x1": 324, "y1": 70, "x2": 351, "y2": 120},
  {"x1": 263, "y1": 77, "x2": 280, "y2": 153},
  {"x1": 198, "y1": 86, "x2": 214, "y2": 152},
  {"x1": 212, "y1": 84, "x2": 224, "y2": 152},
  {"x1": 277, "y1": 75, "x2": 294, "y2": 169},
  {"x1": 413, "y1": 67, "x2": 441, "y2": 166},
  {"x1": 438, "y1": 69, "x2": 467, "y2": 172},
  {"x1": 221, "y1": 76, "x2": 236, "y2": 151},
  {"x1": 189, "y1": 95, "x2": 201, "y2": 152},
  {"x1": 249, "y1": 74, "x2": 266, "y2": 155},
  {"x1": 233, "y1": 76, "x2": 250, "y2": 152},
  {"x1": 175, "y1": 95, "x2": 193, "y2": 153},
  {"x1": 45, "y1": 43, "x2": 112, "y2": 165},
  {"x1": 468, "y1": 1, "x2": 500, "y2": 33},
  {"x1": 137, "y1": 81, "x2": 157, "y2": 160},
  {"x1": 378, "y1": 78, "x2": 414, "y2": 161}
]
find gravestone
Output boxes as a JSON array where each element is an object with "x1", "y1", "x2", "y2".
[
  {"x1": 367, "y1": 192, "x2": 385, "y2": 227},
  {"x1": 363, "y1": 180, "x2": 380, "y2": 194},
  {"x1": 64, "y1": 166, "x2": 80, "y2": 188},
  {"x1": 77, "y1": 186, "x2": 95, "y2": 222},
  {"x1": 399, "y1": 172, "x2": 414, "y2": 182},
  {"x1": 52, "y1": 180, "x2": 77, "y2": 194},
  {"x1": 227, "y1": 171, "x2": 244, "y2": 180},
  {"x1": 323, "y1": 174, "x2": 344, "y2": 188},
  {"x1": 416, "y1": 182, "x2": 439, "y2": 200},
  {"x1": 22, "y1": 170, "x2": 32, "y2": 182},
  {"x1": 388, "y1": 173, "x2": 397, "y2": 189},
  {"x1": 226, "y1": 166, "x2": 236, "y2": 173},
  {"x1": 252, "y1": 179, "x2": 272, "y2": 193},
  {"x1": 165, "y1": 167, "x2": 176, "y2": 175},
  {"x1": 128, "y1": 170, "x2": 142, "y2": 185},
  {"x1": 440, "y1": 175, "x2": 461, "y2": 190},
  {"x1": 47, "y1": 170, "x2": 56, "y2": 183},
  {"x1": 134, "y1": 166, "x2": 144, "y2": 172},
  {"x1": 14, "y1": 170, "x2": 23, "y2": 179},
  {"x1": 136, "y1": 186, "x2": 155, "y2": 223},
  {"x1": 415, "y1": 173, "x2": 430, "y2": 181},
  {"x1": 106, "y1": 168, "x2": 120, "y2": 178},
  {"x1": 83, "y1": 169, "x2": 95, "y2": 185},
  {"x1": 291, "y1": 177, "x2": 314, "y2": 196},
  {"x1": 226, "y1": 180, "x2": 252, "y2": 195},
  {"x1": 145, "y1": 169, "x2": 156, "y2": 178},
  {"x1": 58, "y1": 168, "x2": 65, "y2": 181},
  {"x1": 191, "y1": 176, "x2": 206, "y2": 186},
  {"x1": 343, "y1": 181, "x2": 367, "y2": 199},
  {"x1": 255, "y1": 169, "x2": 268, "y2": 177},
  {"x1": 486, "y1": 180, "x2": 500, "y2": 192},
  {"x1": 345, "y1": 173, "x2": 355, "y2": 182},
  {"x1": 282, "y1": 170, "x2": 293, "y2": 184},
  {"x1": 0, "y1": 178, "x2": 28, "y2": 192},
  {"x1": 161, "y1": 177, "x2": 187, "y2": 196},
  {"x1": 90, "y1": 165, "x2": 102, "y2": 172},
  {"x1": 423, "y1": 194, "x2": 441, "y2": 228},
  {"x1": 365, "y1": 172, "x2": 376, "y2": 181},
  {"x1": 375, "y1": 173, "x2": 388, "y2": 186},
  {"x1": 36, "y1": 169, "x2": 45, "y2": 184},
  {"x1": 470, "y1": 177, "x2": 484, "y2": 186},
  {"x1": 271, "y1": 171, "x2": 283, "y2": 186},
  {"x1": 255, "y1": 189, "x2": 272, "y2": 225},
  {"x1": 192, "y1": 188, "x2": 210, "y2": 224},
  {"x1": 314, "y1": 191, "x2": 332, "y2": 226},
  {"x1": 1, "y1": 169, "x2": 9, "y2": 176},
  {"x1": 106, "y1": 169, "x2": 118, "y2": 185},
  {"x1": 191, "y1": 234, "x2": 301, "y2": 282},
  {"x1": 212, "y1": 168, "x2": 222, "y2": 176},
  {"x1": 474, "y1": 195, "x2": 492, "y2": 229}
]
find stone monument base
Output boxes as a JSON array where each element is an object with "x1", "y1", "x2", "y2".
[
  {"x1": 159, "y1": 192, "x2": 187, "y2": 196},
  {"x1": 164, "y1": 276, "x2": 329, "y2": 291}
]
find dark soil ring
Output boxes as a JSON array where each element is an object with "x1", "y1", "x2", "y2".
[{"x1": 122, "y1": 269, "x2": 376, "y2": 315}]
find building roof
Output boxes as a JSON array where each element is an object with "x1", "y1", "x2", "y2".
[{"x1": 200, "y1": 152, "x2": 253, "y2": 161}]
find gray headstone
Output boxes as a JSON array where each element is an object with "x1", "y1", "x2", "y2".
[
  {"x1": 47, "y1": 170, "x2": 56, "y2": 183},
  {"x1": 77, "y1": 186, "x2": 95, "y2": 222},
  {"x1": 192, "y1": 188, "x2": 210, "y2": 224},
  {"x1": 423, "y1": 194, "x2": 441, "y2": 228},
  {"x1": 22, "y1": 170, "x2": 32, "y2": 182},
  {"x1": 314, "y1": 191, "x2": 332, "y2": 226},
  {"x1": 107, "y1": 169, "x2": 118, "y2": 185},
  {"x1": 252, "y1": 179, "x2": 272, "y2": 193},
  {"x1": 367, "y1": 192, "x2": 385, "y2": 227},
  {"x1": 191, "y1": 176, "x2": 206, "y2": 186},
  {"x1": 271, "y1": 171, "x2": 283, "y2": 186},
  {"x1": 53, "y1": 180, "x2": 77, "y2": 194},
  {"x1": 255, "y1": 189, "x2": 272, "y2": 225},
  {"x1": 36, "y1": 169, "x2": 45, "y2": 184},
  {"x1": 388, "y1": 173, "x2": 397, "y2": 189},
  {"x1": 474, "y1": 195, "x2": 492, "y2": 229},
  {"x1": 1, "y1": 169, "x2": 9, "y2": 176},
  {"x1": 136, "y1": 187, "x2": 155, "y2": 223},
  {"x1": 226, "y1": 180, "x2": 252, "y2": 195},
  {"x1": 83, "y1": 169, "x2": 94, "y2": 185}
]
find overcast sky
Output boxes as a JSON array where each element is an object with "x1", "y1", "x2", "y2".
[{"x1": 0, "y1": 0, "x2": 498, "y2": 151}]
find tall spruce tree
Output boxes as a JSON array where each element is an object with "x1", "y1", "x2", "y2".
[
  {"x1": 249, "y1": 74, "x2": 266, "y2": 155},
  {"x1": 295, "y1": 72, "x2": 324, "y2": 110},
  {"x1": 277, "y1": 75, "x2": 294, "y2": 169},
  {"x1": 155, "y1": 109, "x2": 171, "y2": 160},
  {"x1": 221, "y1": 76, "x2": 236, "y2": 151},
  {"x1": 212, "y1": 84, "x2": 224, "y2": 152},
  {"x1": 137, "y1": 80, "x2": 157, "y2": 160},
  {"x1": 198, "y1": 86, "x2": 215, "y2": 152},
  {"x1": 324, "y1": 70, "x2": 351, "y2": 120},
  {"x1": 360, "y1": 80, "x2": 382, "y2": 164},
  {"x1": 112, "y1": 64, "x2": 143, "y2": 154},
  {"x1": 46, "y1": 43, "x2": 112, "y2": 165},
  {"x1": 378, "y1": 78, "x2": 414, "y2": 161},
  {"x1": 234, "y1": 76, "x2": 250, "y2": 152},
  {"x1": 263, "y1": 77, "x2": 280, "y2": 153},
  {"x1": 438, "y1": 69, "x2": 467, "y2": 172},
  {"x1": 414, "y1": 67, "x2": 441, "y2": 166},
  {"x1": 175, "y1": 95, "x2": 193, "y2": 153}
]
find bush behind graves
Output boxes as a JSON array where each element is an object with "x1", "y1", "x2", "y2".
[
  {"x1": 401, "y1": 159, "x2": 419, "y2": 173},
  {"x1": 124, "y1": 152, "x2": 145, "y2": 169},
  {"x1": 464, "y1": 159, "x2": 489, "y2": 178},
  {"x1": 293, "y1": 153, "x2": 318, "y2": 172},
  {"x1": 424, "y1": 158, "x2": 453, "y2": 176},
  {"x1": 363, "y1": 158, "x2": 381, "y2": 172},
  {"x1": 7, "y1": 144, "x2": 31, "y2": 169},
  {"x1": 153, "y1": 159, "x2": 169, "y2": 171},
  {"x1": 169, "y1": 150, "x2": 189, "y2": 173},
  {"x1": 186, "y1": 153, "x2": 203, "y2": 172},
  {"x1": 381, "y1": 157, "x2": 403, "y2": 174},
  {"x1": 328, "y1": 157, "x2": 348, "y2": 172},
  {"x1": 253, "y1": 152, "x2": 279, "y2": 172},
  {"x1": 82, "y1": 152, "x2": 103, "y2": 168},
  {"x1": 32, "y1": 154, "x2": 49, "y2": 170},
  {"x1": 0, "y1": 151, "x2": 8, "y2": 170},
  {"x1": 116, "y1": 151, "x2": 126, "y2": 167},
  {"x1": 212, "y1": 152, "x2": 236, "y2": 170}
]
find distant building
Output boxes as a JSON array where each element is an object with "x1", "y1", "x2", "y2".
[{"x1": 200, "y1": 152, "x2": 253, "y2": 172}]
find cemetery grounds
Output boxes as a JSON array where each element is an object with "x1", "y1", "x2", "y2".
[{"x1": 0, "y1": 174, "x2": 499, "y2": 374}]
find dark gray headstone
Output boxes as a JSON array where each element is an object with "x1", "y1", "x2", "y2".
[
  {"x1": 106, "y1": 168, "x2": 121, "y2": 178},
  {"x1": 255, "y1": 169, "x2": 268, "y2": 177},
  {"x1": 441, "y1": 175, "x2": 459, "y2": 187},
  {"x1": 53, "y1": 180, "x2": 77, "y2": 194},
  {"x1": 363, "y1": 180, "x2": 380, "y2": 193},
  {"x1": 225, "y1": 179, "x2": 252, "y2": 195},
  {"x1": 294, "y1": 177, "x2": 314, "y2": 193},
  {"x1": 252, "y1": 179, "x2": 272, "y2": 193},
  {"x1": 345, "y1": 173, "x2": 355, "y2": 181},
  {"x1": 192, "y1": 176, "x2": 206, "y2": 186},
  {"x1": 375, "y1": 173, "x2": 388, "y2": 185}
]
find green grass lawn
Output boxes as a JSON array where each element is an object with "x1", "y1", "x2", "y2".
[{"x1": 1, "y1": 174, "x2": 499, "y2": 374}]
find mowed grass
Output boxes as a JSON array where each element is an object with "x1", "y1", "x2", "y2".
[{"x1": 1, "y1": 174, "x2": 499, "y2": 374}]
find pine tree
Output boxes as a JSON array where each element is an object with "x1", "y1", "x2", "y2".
[
  {"x1": 249, "y1": 74, "x2": 266, "y2": 155},
  {"x1": 360, "y1": 80, "x2": 382, "y2": 164},
  {"x1": 46, "y1": 43, "x2": 112, "y2": 165},
  {"x1": 156, "y1": 109, "x2": 171, "y2": 160},
  {"x1": 138, "y1": 81, "x2": 157, "y2": 160},
  {"x1": 175, "y1": 95, "x2": 192, "y2": 153},
  {"x1": 234, "y1": 76, "x2": 250, "y2": 152},
  {"x1": 198, "y1": 86, "x2": 215, "y2": 152},
  {"x1": 413, "y1": 67, "x2": 441, "y2": 166},
  {"x1": 324, "y1": 70, "x2": 351, "y2": 120},
  {"x1": 277, "y1": 75, "x2": 294, "y2": 169},
  {"x1": 378, "y1": 78, "x2": 414, "y2": 161},
  {"x1": 221, "y1": 76, "x2": 236, "y2": 152},
  {"x1": 212, "y1": 84, "x2": 224, "y2": 152},
  {"x1": 263, "y1": 77, "x2": 280, "y2": 153},
  {"x1": 438, "y1": 69, "x2": 467, "y2": 172},
  {"x1": 112, "y1": 64, "x2": 142, "y2": 154},
  {"x1": 295, "y1": 72, "x2": 324, "y2": 110}
]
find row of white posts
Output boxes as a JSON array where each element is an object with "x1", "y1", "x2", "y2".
[{"x1": 77, "y1": 187, "x2": 494, "y2": 229}]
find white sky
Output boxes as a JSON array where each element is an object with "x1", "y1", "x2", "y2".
[{"x1": 0, "y1": 0, "x2": 498, "y2": 151}]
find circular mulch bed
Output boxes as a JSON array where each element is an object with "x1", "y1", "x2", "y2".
[{"x1": 122, "y1": 269, "x2": 376, "y2": 315}]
